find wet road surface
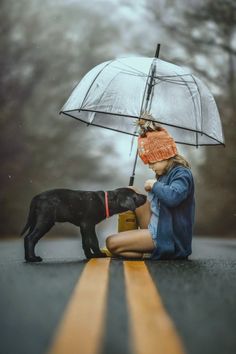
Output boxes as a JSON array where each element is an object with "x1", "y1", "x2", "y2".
[{"x1": 0, "y1": 237, "x2": 235, "y2": 354}]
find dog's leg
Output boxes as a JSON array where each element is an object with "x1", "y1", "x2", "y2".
[
  {"x1": 80, "y1": 223, "x2": 106, "y2": 258},
  {"x1": 89, "y1": 227, "x2": 107, "y2": 258},
  {"x1": 24, "y1": 218, "x2": 54, "y2": 262},
  {"x1": 80, "y1": 222, "x2": 94, "y2": 259}
]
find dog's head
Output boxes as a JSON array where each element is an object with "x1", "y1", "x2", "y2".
[{"x1": 111, "y1": 187, "x2": 147, "y2": 212}]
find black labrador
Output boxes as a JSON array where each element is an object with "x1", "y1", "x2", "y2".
[{"x1": 21, "y1": 187, "x2": 147, "y2": 262}]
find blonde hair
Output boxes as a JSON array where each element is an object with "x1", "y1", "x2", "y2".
[
  {"x1": 160, "y1": 154, "x2": 190, "y2": 177},
  {"x1": 136, "y1": 113, "x2": 161, "y2": 137}
]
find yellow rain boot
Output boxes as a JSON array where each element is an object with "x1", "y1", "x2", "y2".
[
  {"x1": 100, "y1": 247, "x2": 113, "y2": 257},
  {"x1": 118, "y1": 210, "x2": 138, "y2": 232}
]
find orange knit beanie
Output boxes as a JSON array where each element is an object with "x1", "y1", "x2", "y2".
[{"x1": 138, "y1": 127, "x2": 178, "y2": 164}]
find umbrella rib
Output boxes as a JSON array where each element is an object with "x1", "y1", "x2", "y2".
[
  {"x1": 139, "y1": 59, "x2": 157, "y2": 116},
  {"x1": 79, "y1": 59, "x2": 115, "y2": 110},
  {"x1": 191, "y1": 75, "x2": 203, "y2": 134},
  {"x1": 62, "y1": 108, "x2": 222, "y2": 140},
  {"x1": 115, "y1": 59, "x2": 149, "y2": 77},
  {"x1": 191, "y1": 76, "x2": 225, "y2": 145},
  {"x1": 61, "y1": 111, "x2": 138, "y2": 136},
  {"x1": 113, "y1": 70, "x2": 147, "y2": 78},
  {"x1": 178, "y1": 74, "x2": 199, "y2": 147},
  {"x1": 111, "y1": 67, "x2": 146, "y2": 77},
  {"x1": 153, "y1": 76, "x2": 195, "y2": 86},
  {"x1": 59, "y1": 80, "x2": 82, "y2": 112},
  {"x1": 61, "y1": 111, "x2": 225, "y2": 146},
  {"x1": 82, "y1": 72, "x2": 122, "y2": 116},
  {"x1": 103, "y1": 70, "x2": 195, "y2": 81},
  {"x1": 114, "y1": 58, "x2": 192, "y2": 80},
  {"x1": 153, "y1": 73, "x2": 192, "y2": 78},
  {"x1": 117, "y1": 73, "x2": 195, "y2": 82}
]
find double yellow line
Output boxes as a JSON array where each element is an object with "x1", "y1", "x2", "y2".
[{"x1": 48, "y1": 258, "x2": 185, "y2": 354}]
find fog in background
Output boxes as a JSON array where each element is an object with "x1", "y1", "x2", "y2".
[{"x1": 0, "y1": 0, "x2": 235, "y2": 241}]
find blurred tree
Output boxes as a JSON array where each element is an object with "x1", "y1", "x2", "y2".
[
  {"x1": 148, "y1": 0, "x2": 236, "y2": 236},
  {"x1": 180, "y1": 0, "x2": 236, "y2": 237},
  {"x1": 0, "y1": 0, "x2": 124, "y2": 236},
  {"x1": 1, "y1": 0, "x2": 235, "y2": 237}
]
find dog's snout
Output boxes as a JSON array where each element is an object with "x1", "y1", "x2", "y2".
[
  {"x1": 136, "y1": 193, "x2": 147, "y2": 206},
  {"x1": 141, "y1": 194, "x2": 147, "y2": 202}
]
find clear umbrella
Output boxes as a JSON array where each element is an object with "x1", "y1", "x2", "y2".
[
  {"x1": 61, "y1": 55, "x2": 224, "y2": 147},
  {"x1": 60, "y1": 44, "x2": 225, "y2": 184}
]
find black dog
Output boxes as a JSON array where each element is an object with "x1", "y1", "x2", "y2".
[{"x1": 21, "y1": 188, "x2": 147, "y2": 262}]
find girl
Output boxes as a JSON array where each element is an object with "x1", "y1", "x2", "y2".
[{"x1": 105, "y1": 121, "x2": 195, "y2": 260}]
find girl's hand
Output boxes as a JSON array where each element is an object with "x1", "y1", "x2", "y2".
[{"x1": 144, "y1": 179, "x2": 156, "y2": 192}]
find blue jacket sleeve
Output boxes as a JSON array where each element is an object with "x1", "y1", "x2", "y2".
[{"x1": 151, "y1": 169, "x2": 193, "y2": 207}]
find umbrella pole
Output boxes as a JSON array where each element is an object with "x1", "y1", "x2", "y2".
[
  {"x1": 119, "y1": 44, "x2": 161, "y2": 234},
  {"x1": 118, "y1": 147, "x2": 139, "y2": 233},
  {"x1": 155, "y1": 43, "x2": 161, "y2": 58},
  {"x1": 128, "y1": 43, "x2": 161, "y2": 186},
  {"x1": 129, "y1": 148, "x2": 139, "y2": 186}
]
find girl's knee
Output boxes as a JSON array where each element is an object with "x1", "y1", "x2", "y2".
[
  {"x1": 106, "y1": 235, "x2": 118, "y2": 253},
  {"x1": 135, "y1": 201, "x2": 151, "y2": 229}
]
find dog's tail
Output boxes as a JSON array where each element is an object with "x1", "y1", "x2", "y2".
[{"x1": 20, "y1": 197, "x2": 37, "y2": 237}]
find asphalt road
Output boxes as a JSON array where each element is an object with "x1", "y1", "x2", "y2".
[{"x1": 0, "y1": 237, "x2": 235, "y2": 354}]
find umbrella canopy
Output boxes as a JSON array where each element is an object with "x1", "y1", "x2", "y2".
[{"x1": 60, "y1": 56, "x2": 224, "y2": 146}]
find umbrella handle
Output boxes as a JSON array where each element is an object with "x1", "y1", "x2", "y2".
[
  {"x1": 129, "y1": 176, "x2": 135, "y2": 186},
  {"x1": 129, "y1": 148, "x2": 139, "y2": 186}
]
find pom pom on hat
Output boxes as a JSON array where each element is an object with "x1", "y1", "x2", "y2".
[{"x1": 138, "y1": 126, "x2": 178, "y2": 164}]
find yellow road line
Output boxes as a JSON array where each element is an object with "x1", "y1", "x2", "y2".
[
  {"x1": 124, "y1": 261, "x2": 186, "y2": 354},
  {"x1": 47, "y1": 258, "x2": 110, "y2": 354}
]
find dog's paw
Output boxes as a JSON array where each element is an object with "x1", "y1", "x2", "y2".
[
  {"x1": 85, "y1": 254, "x2": 93, "y2": 259},
  {"x1": 92, "y1": 252, "x2": 108, "y2": 258},
  {"x1": 25, "y1": 256, "x2": 43, "y2": 263},
  {"x1": 100, "y1": 247, "x2": 113, "y2": 257},
  {"x1": 99, "y1": 252, "x2": 108, "y2": 258}
]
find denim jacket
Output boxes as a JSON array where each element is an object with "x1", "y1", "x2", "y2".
[{"x1": 150, "y1": 165, "x2": 195, "y2": 260}]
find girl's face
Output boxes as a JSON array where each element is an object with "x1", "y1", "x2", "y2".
[{"x1": 148, "y1": 160, "x2": 169, "y2": 176}]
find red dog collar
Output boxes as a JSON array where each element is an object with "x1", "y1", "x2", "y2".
[{"x1": 105, "y1": 191, "x2": 110, "y2": 218}]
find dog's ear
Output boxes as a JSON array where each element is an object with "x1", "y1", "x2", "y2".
[{"x1": 120, "y1": 196, "x2": 136, "y2": 211}]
